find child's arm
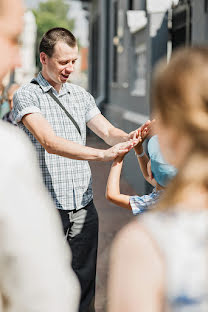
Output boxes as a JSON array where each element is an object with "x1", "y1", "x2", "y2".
[
  {"x1": 134, "y1": 144, "x2": 150, "y2": 181},
  {"x1": 106, "y1": 156, "x2": 131, "y2": 210},
  {"x1": 134, "y1": 142, "x2": 156, "y2": 187}
]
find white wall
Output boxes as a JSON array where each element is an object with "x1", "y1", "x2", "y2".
[
  {"x1": 147, "y1": 0, "x2": 179, "y2": 13},
  {"x1": 15, "y1": 10, "x2": 37, "y2": 85}
]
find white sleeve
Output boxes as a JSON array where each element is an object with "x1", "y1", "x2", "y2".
[
  {"x1": 85, "y1": 91, "x2": 101, "y2": 123},
  {"x1": 12, "y1": 87, "x2": 42, "y2": 123},
  {"x1": 0, "y1": 122, "x2": 80, "y2": 312}
]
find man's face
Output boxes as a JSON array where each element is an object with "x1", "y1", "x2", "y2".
[
  {"x1": 0, "y1": 0, "x2": 24, "y2": 81},
  {"x1": 41, "y1": 41, "x2": 79, "y2": 85}
]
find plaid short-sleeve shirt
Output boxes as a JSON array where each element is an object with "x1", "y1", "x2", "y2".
[
  {"x1": 12, "y1": 73, "x2": 101, "y2": 210},
  {"x1": 129, "y1": 188, "x2": 162, "y2": 215}
]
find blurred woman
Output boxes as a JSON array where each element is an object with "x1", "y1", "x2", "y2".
[{"x1": 107, "y1": 46, "x2": 208, "y2": 312}]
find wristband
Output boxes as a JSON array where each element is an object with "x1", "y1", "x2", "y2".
[{"x1": 135, "y1": 150, "x2": 145, "y2": 158}]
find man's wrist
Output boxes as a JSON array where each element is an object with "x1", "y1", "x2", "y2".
[
  {"x1": 95, "y1": 149, "x2": 105, "y2": 161},
  {"x1": 124, "y1": 133, "x2": 130, "y2": 142}
]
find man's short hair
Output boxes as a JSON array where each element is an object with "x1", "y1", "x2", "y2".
[{"x1": 39, "y1": 27, "x2": 77, "y2": 57}]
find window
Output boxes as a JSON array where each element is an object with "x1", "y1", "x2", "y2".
[
  {"x1": 131, "y1": 44, "x2": 146, "y2": 96},
  {"x1": 113, "y1": 1, "x2": 118, "y2": 82},
  {"x1": 205, "y1": 0, "x2": 208, "y2": 13},
  {"x1": 128, "y1": 0, "x2": 133, "y2": 10}
]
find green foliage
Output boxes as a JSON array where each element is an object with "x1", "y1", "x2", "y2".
[{"x1": 33, "y1": 0, "x2": 75, "y2": 69}]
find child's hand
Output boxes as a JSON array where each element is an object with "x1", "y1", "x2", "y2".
[
  {"x1": 114, "y1": 155, "x2": 125, "y2": 163},
  {"x1": 133, "y1": 120, "x2": 155, "y2": 154},
  {"x1": 128, "y1": 120, "x2": 154, "y2": 141},
  {"x1": 112, "y1": 138, "x2": 138, "y2": 163}
]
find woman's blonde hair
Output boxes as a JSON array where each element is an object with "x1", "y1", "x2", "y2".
[{"x1": 152, "y1": 46, "x2": 208, "y2": 209}]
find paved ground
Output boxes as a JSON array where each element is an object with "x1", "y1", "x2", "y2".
[{"x1": 87, "y1": 134, "x2": 136, "y2": 312}]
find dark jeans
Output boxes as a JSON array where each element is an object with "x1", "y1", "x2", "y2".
[{"x1": 58, "y1": 200, "x2": 99, "y2": 312}]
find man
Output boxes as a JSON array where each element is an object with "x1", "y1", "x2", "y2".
[
  {"x1": 13, "y1": 27, "x2": 150, "y2": 312},
  {"x1": 0, "y1": 2, "x2": 80, "y2": 311}
]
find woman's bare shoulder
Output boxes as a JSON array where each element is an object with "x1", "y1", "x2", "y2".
[
  {"x1": 112, "y1": 219, "x2": 156, "y2": 252},
  {"x1": 108, "y1": 219, "x2": 165, "y2": 312}
]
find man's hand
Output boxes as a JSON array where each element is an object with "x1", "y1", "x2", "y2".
[
  {"x1": 128, "y1": 120, "x2": 154, "y2": 141},
  {"x1": 128, "y1": 120, "x2": 155, "y2": 154},
  {"x1": 102, "y1": 140, "x2": 138, "y2": 162}
]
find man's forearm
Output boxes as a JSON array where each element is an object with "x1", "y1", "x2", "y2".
[
  {"x1": 45, "y1": 135, "x2": 133, "y2": 162},
  {"x1": 22, "y1": 113, "x2": 133, "y2": 162},
  {"x1": 46, "y1": 135, "x2": 105, "y2": 161},
  {"x1": 104, "y1": 127, "x2": 128, "y2": 146}
]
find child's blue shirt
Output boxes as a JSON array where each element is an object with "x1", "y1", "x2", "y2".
[{"x1": 129, "y1": 188, "x2": 162, "y2": 215}]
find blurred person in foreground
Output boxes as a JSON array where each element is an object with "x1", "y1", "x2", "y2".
[
  {"x1": 2, "y1": 83, "x2": 19, "y2": 124},
  {"x1": 0, "y1": 0, "x2": 80, "y2": 311},
  {"x1": 107, "y1": 46, "x2": 208, "y2": 312},
  {"x1": 12, "y1": 27, "x2": 151, "y2": 312}
]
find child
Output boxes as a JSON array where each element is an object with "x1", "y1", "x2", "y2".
[{"x1": 106, "y1": 135, "x2": 176, "y2": 215}]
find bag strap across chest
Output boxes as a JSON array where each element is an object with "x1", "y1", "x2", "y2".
[{"x1": 31, "y1": 79, "x2": 81, "y2": 136}]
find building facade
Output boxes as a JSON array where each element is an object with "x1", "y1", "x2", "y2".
[{"x1": 82, "y1": 0, "x2": 208, "y2": 193}]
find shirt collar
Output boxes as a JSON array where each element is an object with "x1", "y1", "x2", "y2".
[
  {"x1": 32, "y1": 72, "x2": 71, "y2": 95},
  {"x1": 60, "y1": 82, "x2": 71, "y2": 96},
  {"x1": 152, "y1": 187, "x2": 163, "y2": 195}
]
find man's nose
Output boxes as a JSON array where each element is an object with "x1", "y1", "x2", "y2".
[{"x1": 65, "y1": 63, "x2": 74, "y2": 73}]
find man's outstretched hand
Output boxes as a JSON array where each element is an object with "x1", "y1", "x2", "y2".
[
  {"x1": 102, "y1": 139, "x2": 139, "y2": 162},
  {"x1": 128, "y1": 119, "x2": 155, "y2": 142},
  {"x1": 100, "y1": 119, "x2": 155, "y2": 162}
]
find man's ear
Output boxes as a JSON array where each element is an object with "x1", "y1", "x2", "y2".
[{"x1": 40, "y1": 52, "x2": 48, "y2": 65}]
